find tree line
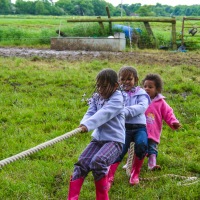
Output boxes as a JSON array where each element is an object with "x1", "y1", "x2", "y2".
[{"x1": 1, "y1": 0, "x2": 200, "y2": 16}]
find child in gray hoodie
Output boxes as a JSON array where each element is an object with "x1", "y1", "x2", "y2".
[{"x1": 67, "y1": 68, "x2": 125, "y2": 200}]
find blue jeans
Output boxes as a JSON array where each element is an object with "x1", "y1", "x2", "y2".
[
  {"x1": 115, "y1": 126, "x2": 148, "y2": 162},
  {"x1": 148, "y1": 139, "x2": 158, "y2": 156}
]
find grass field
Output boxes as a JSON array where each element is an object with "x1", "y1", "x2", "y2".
[
  {"x1": 0, "y1": 56, "x2": 199, "y2": 199},
  {"x1": 1, "y1": 15, "x2": 200, "y2": 49}
]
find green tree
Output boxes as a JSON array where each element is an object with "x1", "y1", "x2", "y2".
[
  {"x1": 126, "y1": 3, "x2": 141, "y2": 16},
  {"x1": 130, "y1": 3, "x2": 142, "y2": 12},
  {"x1": 136, "y1": 5, "x2": 155, "y2": 16},
  {"x1": 72, "y1": 0, "x2": 94, "y2": 16},
  {"x1": 165, "y1": 6, "x2": 173, "y2": 14},
  {"x1": 15, "y1": 0, "x2": 35, "y2": 14},
  {"x1": 0, "y1": 0, "x2": 12, "y2": 14},
  {"x1": 173, "y1": 6, "x2": 182, "y2": 16},
  {"x1": 10, "y1": 0, "x2": 200, "y2": 16},
  {"x1": 185, "y1": 8, "x2": 193, "y2": 16},
  {"x1": 41, "y1": 0, "x2": 53, "y2": 15},
  {"x1": 153, "y1": 3, "x2": 168, "y2": 16},
  {"x1": 35, "y1": 1, "x2": 46, "y2": 15},
  {"x1": 113, "y1": 5, "x2": 126, "y2": 17},
  {"x1": 55, "y1": 0, "x2": 72, "y2": 15},
  {"x1": 92, "y1": 0, "x2": 108, "y2": 16},
  {"x1": 56, "y1": 0, "x2": 95, "y2": 15}
]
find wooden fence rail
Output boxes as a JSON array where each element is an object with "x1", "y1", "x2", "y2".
[{"x1": 67, "y1": 17, "x2": 177, "y2": 50}]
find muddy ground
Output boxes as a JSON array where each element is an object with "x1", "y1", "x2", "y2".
[{"x1": 0, "y1": 47, "x2": 199, "y2": 67}]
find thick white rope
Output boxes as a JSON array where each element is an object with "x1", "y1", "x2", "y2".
[
  {"x1": 126, "y1": 142, "x2": 134, "y2": 177},
  {"x1": 0, "y1": 128, "x2": 82, "y2": 169},
  {"x1": 126, "y1": 142, "x2": 199, "y2": 186}
]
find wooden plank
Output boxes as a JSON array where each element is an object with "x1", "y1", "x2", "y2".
[
  {"x1": 97, "y1": 16, "x2": 104, "y2": 35},
  {"x1": 143, "y1": 22, "x2": 156, "y2": 48},
  {"x1": 143, "y1": 22, "x2": 155, "y2": 37},
  {"x1": 106, "y1": 6, "x2": 112, "y2": 34},
  {"x1": 172, "y1": 23, "x2": 177, "y2": 50},
  {"x1": 67, "y1": 17, "x2": 176, "y2": 23},
  {"x1": 183, "y1": 17, "x2": 200, "y2": 21},
  {"x1": 181, "y1": 17, "x2": 185, "y2": 46}
]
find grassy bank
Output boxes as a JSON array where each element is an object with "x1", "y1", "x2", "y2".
[{"x1": 0, "y1": 57, "x2": 199, "y2": 199}]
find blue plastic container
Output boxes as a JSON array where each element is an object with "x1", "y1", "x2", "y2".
[
  {"x1": 112, "y1": 24, "x2": 142, "y2": 38},
  {"x1": 113, "y1": 24, "x2": 133, "y2": 38}
]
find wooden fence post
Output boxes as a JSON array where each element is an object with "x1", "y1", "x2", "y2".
[{"x1": 106, "y1": 6, "x2": 112, "y2": 35}]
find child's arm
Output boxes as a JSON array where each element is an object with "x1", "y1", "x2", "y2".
[
  {"x1": 81, "y1": 91, "x2": 124, "y2": 132},
  {"x1": 161, "y1": 100, "x2": 181, "y2": 130},
  {"x1": 124, "y1": 94, "x2": 149, "y2": 118}
]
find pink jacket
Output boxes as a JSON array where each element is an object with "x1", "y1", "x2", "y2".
[{"x1": 145, "y1": 94, "x2": 179, "y2": 143}]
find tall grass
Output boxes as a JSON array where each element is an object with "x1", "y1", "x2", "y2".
[{"x1": 0, "y1": 57, "x2": 199, "y2": 199}]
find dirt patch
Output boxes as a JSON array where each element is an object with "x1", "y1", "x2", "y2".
[{"x1": 0, "y1": 47, "x2": 199, "y2": 67}]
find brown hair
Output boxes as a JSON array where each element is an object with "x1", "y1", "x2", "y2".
[
  {"x1": 95, "y1": 68, "x2": 119, "y2": 98},
  {"x1": 96, "y1": 68, "x2": 118, "y2": 87},
  {"x1": 118, "y1": 66, "x2": 139, "y2": 85},
  {"x1": 142, "y1": 74, "x2": 163, "y2": 93}
]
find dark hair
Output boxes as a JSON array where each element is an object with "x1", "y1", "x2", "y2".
[
  {"x1": 142, "y1": 74, "x2": 163, "y2": 93},
  {"x1": 96, "y1": 68, "x2": 118, "y2": 87},
  {"x1": 118, "y1": 66, "x2": 138, "y2": 84}
]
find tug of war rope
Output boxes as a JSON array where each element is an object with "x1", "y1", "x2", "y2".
[
  {"x1": 0, "y1": 130, "x2": 198, "y2": 186},
  {"x1": 0, "y1": 128, "x2": 82, "y2": 168}
]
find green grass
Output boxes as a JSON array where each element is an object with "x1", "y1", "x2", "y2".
[
  {"x1": 0, "y1": 57, "x2": 199, "y2": 199},
  {"x1": 1, "y1": 15, "x2": 200, "y2": 49}
]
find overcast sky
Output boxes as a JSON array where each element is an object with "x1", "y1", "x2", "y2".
[{"x1": 105, "y1": 0, "x2": 199, "y2": 7}]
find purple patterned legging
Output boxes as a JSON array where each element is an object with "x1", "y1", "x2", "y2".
[{"x1": 72, "y1": 139, "x2": 122, "y2": 181}]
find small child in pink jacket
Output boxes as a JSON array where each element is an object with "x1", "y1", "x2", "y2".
[{"x1": 142, "y1": 74, "x2": 181, "y2": 170}]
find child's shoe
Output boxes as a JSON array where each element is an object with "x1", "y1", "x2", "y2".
[
  {"x1": 148, "y1": 154, "x2": 161, "y2": 171},
  {"x1": 129, "y1": 155, "x2": 145, "y2": 185}
]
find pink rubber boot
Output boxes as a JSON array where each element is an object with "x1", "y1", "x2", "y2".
[
  {"x1": 107, "y1": 162, "x2": 120, "y2": 190},
  {"x1": 148, "y1": 154, "x2": 161, "y2": 171},
  {"x1": 95, "y1": 175, "x2": 109, "y2": 200},
  {"x1": 67, "y1": 177, "x2": 84, "y2": 200},
  {"x1": 129, "y1": 156, "x2": 145, "y2": 185}
]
